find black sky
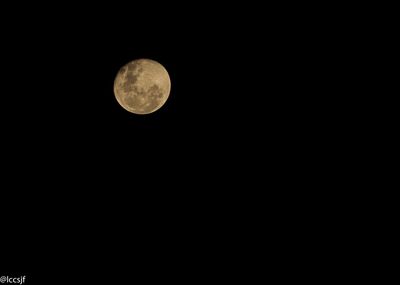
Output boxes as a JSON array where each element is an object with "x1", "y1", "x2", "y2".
[{"x1": 1, "y1": 2, "x2": 351, "y2": 280}]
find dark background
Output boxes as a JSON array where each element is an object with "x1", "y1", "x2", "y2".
[{"x1": 1, "y1": 2, "x2": 358, "y2": 282}]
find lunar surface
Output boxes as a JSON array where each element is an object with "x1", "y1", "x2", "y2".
[{"x1": 114, "y1": 59, "x2": 171, "y2": 114}]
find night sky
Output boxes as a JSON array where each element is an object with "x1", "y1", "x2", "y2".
[{"x1": 1, "y1": 2, "x2": 350, "y2": 281}]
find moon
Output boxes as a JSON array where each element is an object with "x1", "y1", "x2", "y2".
[{"x1": 114, "y1": 59, "x2": 171, "y2": 114}]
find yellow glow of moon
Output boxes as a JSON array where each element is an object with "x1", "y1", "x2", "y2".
[{"x1": 114, "y1": 59, "x2": 171, "y2": 114}]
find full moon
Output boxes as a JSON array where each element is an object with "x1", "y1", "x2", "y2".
[{"x1": 114, "y1": 59, "x2": 171, "y2": 114}]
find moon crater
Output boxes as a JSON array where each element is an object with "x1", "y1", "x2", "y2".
[{"x1": 114, "y1": 59, "x2": 171, "y2": 114}]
